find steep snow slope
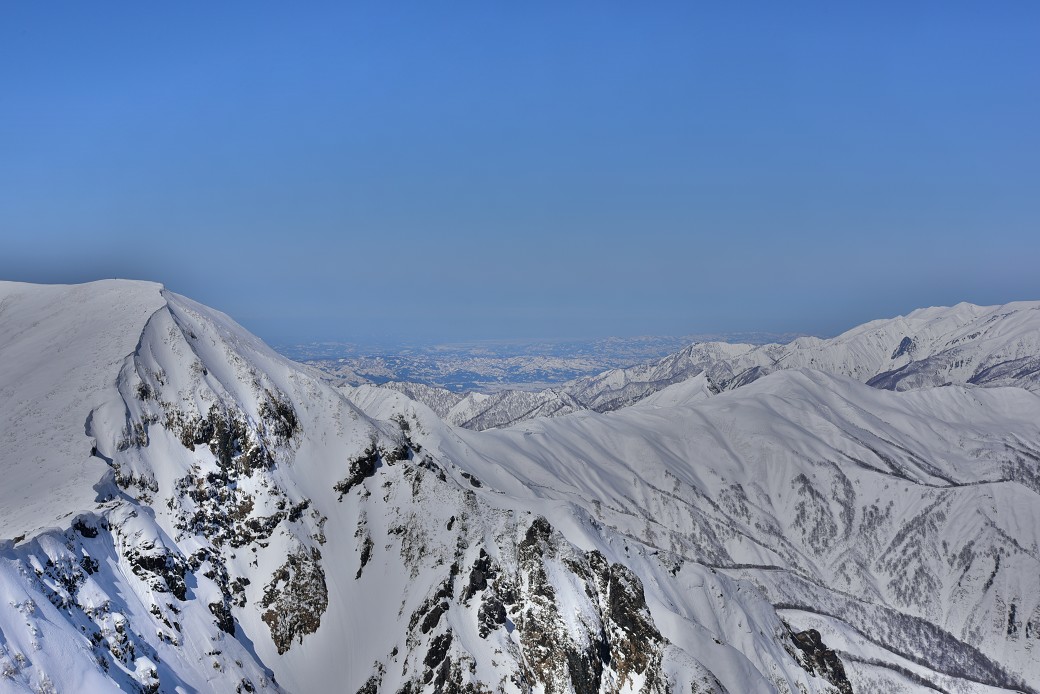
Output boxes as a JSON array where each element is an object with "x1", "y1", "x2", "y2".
[
  {"x1": 353, "y1": 370, "x2": 1040, "y2": 692},
  {"x1": 0, "y1": 280, "x2": 399, "y2": 692},
  {"x1": 1, "y1": 281, "x2": 882, "y2": 694}
]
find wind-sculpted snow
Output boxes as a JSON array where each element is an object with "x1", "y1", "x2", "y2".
[
  {"x1": 2, "y1": 281, "x2": 1039, "y2": 693},
  {"x1": 0, "y1": 281, "x2": 166, "y2": 540}
]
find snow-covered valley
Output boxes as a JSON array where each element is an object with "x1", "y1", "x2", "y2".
[{"x1": 2, "y1": 280, "x2": 1039, "y2": 693}]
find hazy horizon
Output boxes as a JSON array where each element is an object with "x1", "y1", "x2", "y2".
[{"x1": 3, "y1": 3, "x2": 1038, "y2": 345}]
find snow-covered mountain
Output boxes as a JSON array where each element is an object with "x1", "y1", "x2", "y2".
[
  {"x1": 1, "y1": 281, "x2": 1038, "y2": 693},
  {"x1": 288, "y1": 333, "x2": 805, "y2": 393},
  {"x1": 374, "y1": 301, "x2": 1040, "y2": 430},
  {"x1": 353, "y1": 382, "x2": 585, "y2": 431},
  {"x1": 567, "y1": 301, "x2": 1040, "y2": 410}
]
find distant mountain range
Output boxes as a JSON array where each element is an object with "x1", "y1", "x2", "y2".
[
  {"x1": 285, "y1": 332, "x2": 807, "y2": 392},
  {"x1": 2, "y1": 280, "x2": 1038, "y2": 693},
  {"x1": 345, "y1": 301, "x2": 1040, "y2": 430}
]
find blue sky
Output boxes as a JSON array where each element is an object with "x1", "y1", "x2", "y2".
[{"x1": 2, "y1": 2, "x2": 1038, "y2": 344}]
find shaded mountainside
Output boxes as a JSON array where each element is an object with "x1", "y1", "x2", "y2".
[{"x1": 1, "y1": 281, "x2": 1038, "y2": 693}]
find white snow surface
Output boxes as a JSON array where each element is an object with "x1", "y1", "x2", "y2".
[
  {"x1": 1, "y1": 281, "x2": 1039, "y2": 694},
  {"x1": 0, "y1": 281, "x2": 167, "y2": 540}
]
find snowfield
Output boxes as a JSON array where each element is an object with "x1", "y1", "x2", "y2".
[{"x1": 1, "y1": 280, "x2": 1039, "y2": 693}]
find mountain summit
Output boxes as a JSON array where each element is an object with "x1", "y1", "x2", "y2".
[{"x1": 1, "y1": 281, "x2": 1038, "y2": 693}]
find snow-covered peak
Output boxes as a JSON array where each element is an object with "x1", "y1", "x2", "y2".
[
  {"x1": 2, "y1": 282, "x2": 1039, "y2": 694},
  {"x1": 0, "y1": 280, "x2": 166, "y2": 539},
  {"x1": 559, "y1": 299, "x2": 1040, "y2": 417}
]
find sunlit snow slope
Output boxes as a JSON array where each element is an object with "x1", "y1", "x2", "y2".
[{"x1": 1, "y1": 281, "x2": 1038, "y2": 694}]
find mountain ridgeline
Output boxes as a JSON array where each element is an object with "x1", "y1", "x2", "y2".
[
  {"x1": 342, "y1": 301, "x2": 1040, "y2": 430},
  {"x1": 1, "y1": 280, "x2": 1038, "y2": 694}
]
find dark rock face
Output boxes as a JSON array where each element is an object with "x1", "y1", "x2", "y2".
[
  {"x1": 356, "y1": 674, "x2": 381, "y2": 694},
  {"x1": 126, "y1": 542, "x2": 188, "y2": 601},
  {"x1": 603, "y1": 561, "x2": 664, "y2": 687},
  {"x1": 424, "y1": 632, "x2": 453, "y2": 670},
  {"x1": 460, "y1": 470, "x2": 482, "y2": 488},
  {"x1": 462, "y1": 549, "x2": 492, "y2": 601},
  {"x1": 259, "y1": 393, "x2": 300, "y2": 443},
  {"x1": 789, "y1": 628, "x2": 853, "y2": 694},
  {"x1": 160, "y1": 394, "x2": 324, "y2": 657},
  {"x1": 260, "y1": 549, "x2": 329, "y2": 654},
  {"x1": 210, "y1": 600, "x2": 235, "y2": 635},
  {"x1": 73, "y1": 518, "x2": 99, "y2": 538},
  {"x1": 515, "y1": 517, "x2": 669, "y2": 694},
  {"x1": 335, "y1": 445, "x2": 381, "y2": 498},
  {"x1": 516, "y1": 519, "x2": 571, "y2": 694},
  {"x1": 80, "y1": 554, "x2": 100, "y2": 575},
  {"x1": 357, "y1": 504, "x2": 675, "y2": 694},
  {"x1": 165, "y1": 404, "x2": 275, "y2": 475},
  {"x1": 891, "y1": 336, "x2": 917, "y2": 359},
  {"x1": 335, "y1": 439, "x2": 416, "y2": 499},
  {"x1": 356, "y1": 535, "x2": 375, "y2": 580},
  {"x1": 476, "y1": 596, "x2": 506, "y2": 639},
  {"x1": 420, "y1": 602, "x2": 447, "y2": 635}
]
